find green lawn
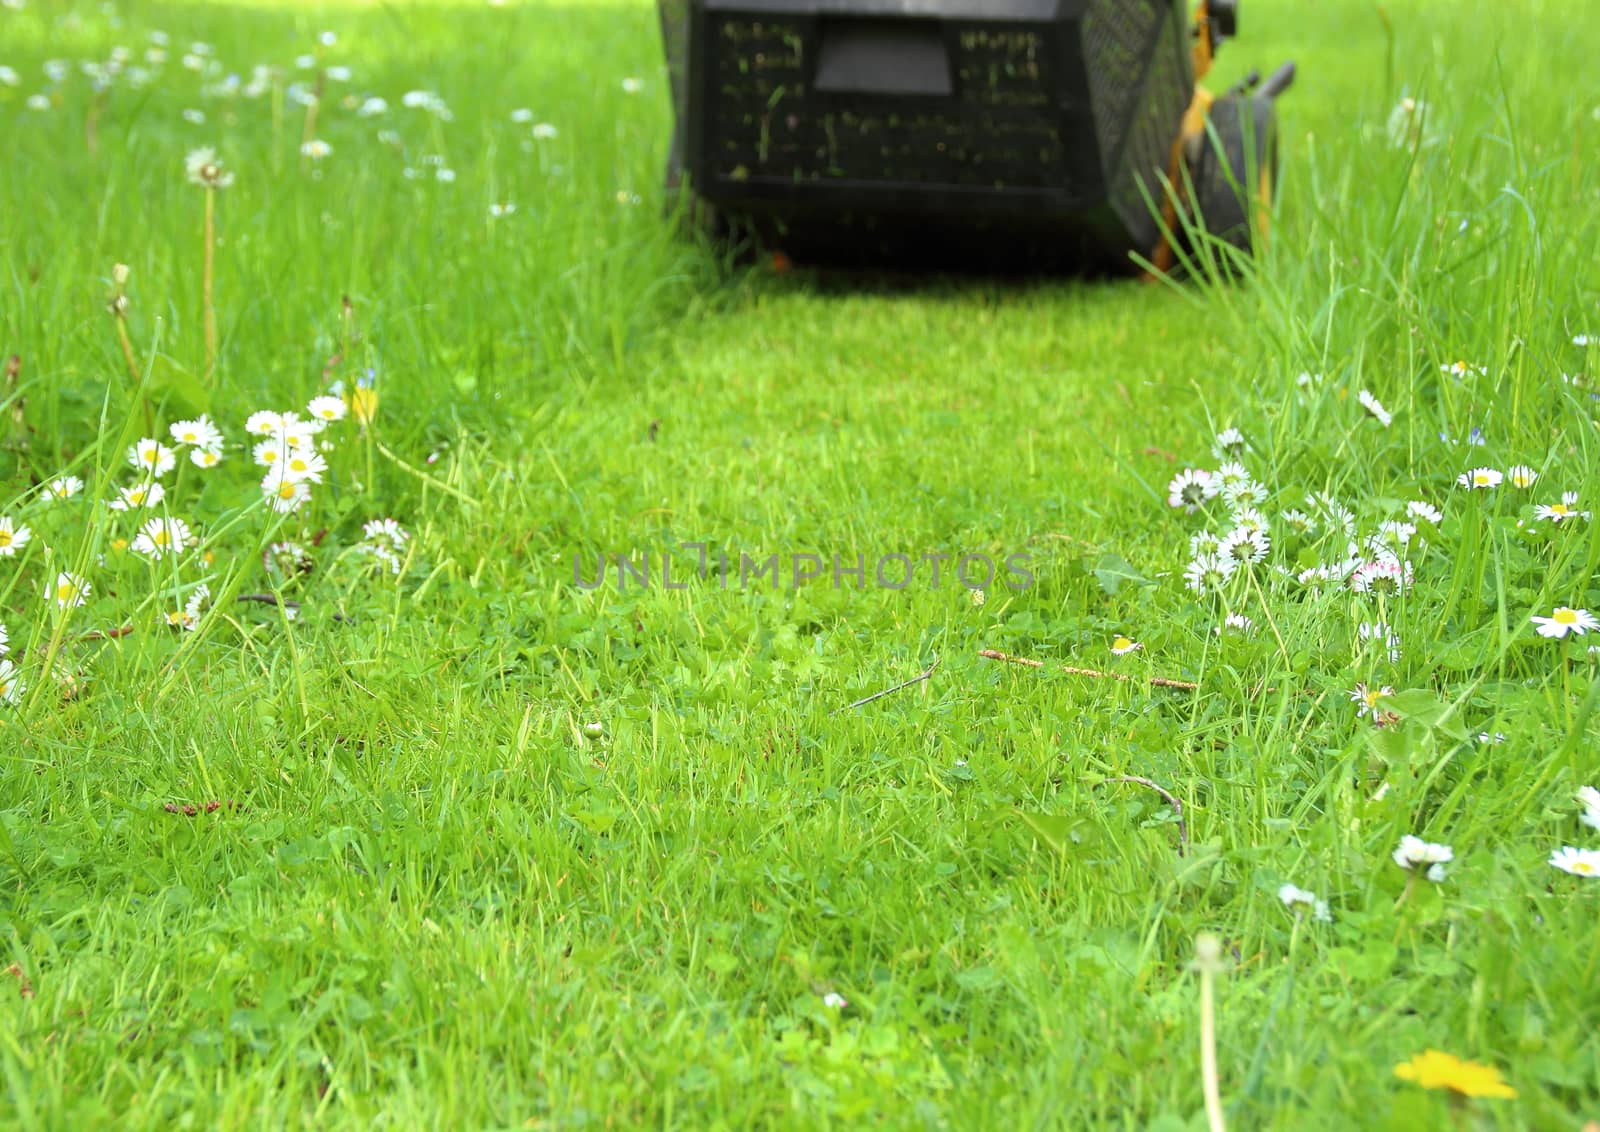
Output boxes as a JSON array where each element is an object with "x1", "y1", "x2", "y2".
[{"x1": 2, "y1": 0, "x2": 1598, "y2": 1128}]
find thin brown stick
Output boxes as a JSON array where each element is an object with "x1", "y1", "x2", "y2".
[
  {"x1": 236, "y1": 593, "x2": 301, "y2": 609},
  {"x1": 978, "y1": 649, "x2": 1200, "y2": 691},
  {"x1": 1100, "y1": 775, "x2": 1188, "y2": 857},
  {"x1": 834, "y1": 656, "x2": 940, "y2": 714}
]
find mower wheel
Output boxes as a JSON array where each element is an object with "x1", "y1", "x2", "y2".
[{"x1": 1186, "y1": 93, "x2": 1278, "y2": 257}]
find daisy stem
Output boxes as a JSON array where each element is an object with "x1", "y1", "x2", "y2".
[
  {"x1": 1244, "y1": 565, "x2": 1292, "y2": 667},
  {"x1": 113, "y1": 315, "x2": 153, "y2": 434},
  {"x1": 202, "y1": 187, "x2": 217, "y2": 384},
  {"x1": 1195, "y1": 934, "x2": 1227, "y2": 1132}
]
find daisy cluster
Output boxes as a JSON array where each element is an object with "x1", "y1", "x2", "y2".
[
  {"x1": 1167, "y1": 436, "x2": 1434, "y2": 605},
  {"x1": 4, "y1": 17, "x2": 643, "y2": 211},
  {"x1": 0, "y1": 389, "x2": 410, "y2": 709}
]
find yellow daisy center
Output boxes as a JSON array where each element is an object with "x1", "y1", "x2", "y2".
[
  {"x1": 0, "y1": 532, "x2": 11, "y2": 548},
  {"x1": 1473, "y1": 472, "x2": 1491, "y2": 485},
  {"x1": 57, "y1": 583, "x2": 77, "y2": 602},
  {"x1": 1554, "y1": 608, "x2": 1578, "y2": 625},
  {"x1": 277, "y1": 482, "x2": 298, "y2": 500},
  {"x1": 1575, "y1": 859, "x2": 1596, "y2": 875}
]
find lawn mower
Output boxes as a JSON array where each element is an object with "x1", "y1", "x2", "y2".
[{"x1": 657, "y1": 0, "x2": 1294, "y2": 273}]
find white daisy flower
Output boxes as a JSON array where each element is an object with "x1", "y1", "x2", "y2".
[
  {"x1": 0, "y1": 517, "x2": 30, "y2": 557},
  {"x1": 1110, "y1": 636, "x2": 1142, "y2": 656},
  {"x1": 109, "y1": 481, "x2": 166, "y2": 511},
  {"x1": 621, "y1": 77, "x2": 644, "y2": 93},
  {"x1": 1211, "y1": 427, "x2": 1246, "y2": 458},
  {"x1": 307, "y1": 395, "x2": 347, "y2": 423},
  {"x1": 169, "y1": 414, "x2": 223, "y2": 449},
  {"x1": 489, "y1": 202, "x2": 516, "y2": 218},
  {"x1": 1574, "y1": 334, "x2": 1596, "y2": 347},
  {"x1": 1357, "y1": 389, "x2": 1392, "y2": 427},
  {"x1": 26, "y1": 93, "x2": 50, "y2": 111},
  {"x1": 1406, "y1": 501, "x2": 1443, "y2": 524},
  {"x1": 1184, "y1": 553, "x2": 1235, "y2": 596},
  {"x1": 1278, "y1": 883, "x2": 1317, "y2": 908},
  {"x1": 191, "y1": 447, "x2": 223, "y2": 469},
  {"x1": 52, "y1": 572, "x2": 90, "y2": 609},
  {"x1": 357, "y1": 96, "x2": 389, "y2": 117},
  {"x1": 1577, "y1": 786, "x2": 1600, "y2": 830},
  {"x1": 128, "y1": 438, "x2": 176, "y2": 478},
  {"x1": 1280, "y1": 509, "x2": 1315, "y2": 535},
  {"x1": 1357, "y1": 621, "x2": 1401, "y2": 662},
  {"x1": 1440, "y1": 360, "x2": 1485, "y2": 380},
  {"x1": 282, "y1": 446, "x2": 327, "y2": 484},
  {"x1": 1392, "y1": 834, "x2": 1452, "y2": 870},
  {"x1": 1349, "y1": 559, "x2": 1412, "y2": 596},
  {"x1": 1189, "y1": 530, "x2": 1223, "y2": 558},
  {"x1": 1219, "y1": 526, "x2": 1270, "y2": 567},
  {"x1": 0, "y1": 658, "x2": 24, "y2": 705},
  {"x1": 246, "y1": 409, "x2": 285, "y2": 436},
  {"x1": 1297, "y1": 564, "x2": 1342, "y2": 588},
  {"x1": 47, "y1": 475, "x2": 84, "y2": 501},
  {"x1": 253, "y1": 440, "x2": 286, "y2": 467},
  {"x1": 262, "y1": 473, "x2": 312, "y2": 513},
  {"x1": 1457, "y1": 467, "x2": 1502, "y2": 489},
  {"x1": 1425, "y1": 863, "x2": 1449, "y2": 883},
  {"x1": 1533, "y1": 493, "x2": 1590, "y2": 523},
  {"x1": 531, "y1": 122, "x2": 558, "y2": 139},
  {"x1": 510, "y1": 107, "x2": 534, "y2": 123},
  {"x1": 1350, "y1": 682, "x2": 1395, "y2": 722},
  {"x1": 1166, "y1": 468, "x2": 1217, "y2": 512},
  {"x1": 821, "y1": 992, "x2": 847, "y2": 1009},
  {"x1": 1216, "y1": 613, "x2": 1255, "y2": 637},
  {"x1": 300, "y1": 138, "x2": 332, "y2": 160},
  {"x1": 132, "y1": 517, "x2": 192, "y2": 560},
  {"x1": 1531, "y1": 607, "x2": 1599, "y2": 639},
  {"x1": 1549, "y1": 846, "x2": 1600, "y2": 877},
  {"x1": 1506, "y1": 464, "x2": 1538, "y2": 489}
]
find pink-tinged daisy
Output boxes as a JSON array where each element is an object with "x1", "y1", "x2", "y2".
[
  {"x1": 1457, "y1": 467, "x2": 1502, "y2": 490},
  {"x1": 1350, "y1": 559, "x2": 1412, "y2": 596},
  {"x1": 1530, "y1": 607, "x2": 1599, "y2": 639},
  {"x1": 1549, "y1": 846, "x2": 1600, "y2": 877}
]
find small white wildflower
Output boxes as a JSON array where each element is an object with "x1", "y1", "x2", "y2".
[
  {"x1": 1549, "y1": 846, "x2": 1600, "y2": 878},
  {"x1": 0, "y1": 517, "x2": 31, "y2": 558},
  {"x1": 1393, "y1": 835, "x2": 1452, "y2": 871},
  {"x1": 1357, "y1": 389, "x2": 1392, "y2": 427},
  {"x1": 300, "y1": 138, "x2": 332, "y2": 160},
  {"x1": 1530, "y1": 607, "x2": 1599, "y2": 639},
  {"x1": 1406, "y1": 501, "x2": 1443, "y2": 524}
]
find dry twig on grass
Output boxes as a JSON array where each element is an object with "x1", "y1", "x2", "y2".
[
  {"x1": 1099, "y1": 775, "x2": 1189, "y2": 857},
  {"x1": 834, "y1": 656, "x2": 941, "y2": 714}
]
